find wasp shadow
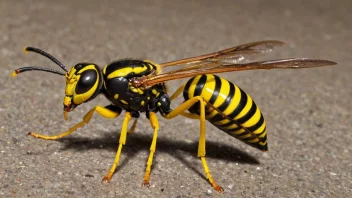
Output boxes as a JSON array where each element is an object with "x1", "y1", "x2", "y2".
[{"x1": 57, "y1": 130, "x2": 260, "y2": 179}]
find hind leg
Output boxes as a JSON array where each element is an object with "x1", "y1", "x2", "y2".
[{"x1": 163, "y1": 96, "x2": 224, "y2": 193}]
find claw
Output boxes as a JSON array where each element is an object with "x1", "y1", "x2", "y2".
[
  {"x1": 102, "y1": 176, "x2": 111, "y2": 184},
  {"x1": 142, "y1": 180, "x2": 150, "y2": 187},
  {"x1": 214, "y1": 185, "x2": 224, "y2": 193}
]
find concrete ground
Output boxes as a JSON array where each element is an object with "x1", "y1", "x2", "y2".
[{"x1": 0, "y1": 0, "x2": 351, "y2": 197}]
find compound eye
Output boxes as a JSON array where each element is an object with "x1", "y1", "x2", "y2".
[{"x1": 75, "y1": 69, "x2": 97, "y2": 94}]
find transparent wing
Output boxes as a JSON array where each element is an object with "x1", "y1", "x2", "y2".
[
  {"x1": 160, "y1": 40, "x2": 285, "y2": 68},
  {"x1": 131, "y1": 58, "x2": 336, "y2": 87}
]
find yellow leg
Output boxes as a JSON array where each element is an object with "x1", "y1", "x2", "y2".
[
  {"x1": 28, "y1": 106, "x2": 121, "y2": 140},
  {"x1": 170, "y1": 83, "x2": 186, "y2": 101},
  {"x1": 181, "y1": 112, "x2": 200, "y2": 119},
  {"x1": 201, "y1": 157, "x2": 224, "y2": 193},
  {"x1": 128, "y1": 119, "x2": 138, "y2": 134},
  {"x1": 102, "y1": 112, "x2": 131, "y2": 183},
  {"x1": 164, "y1": 96, "x2": 223, "y2": 192},
  {"x1": 142, "y1": 112, "x2": 159, "y2": 187}
]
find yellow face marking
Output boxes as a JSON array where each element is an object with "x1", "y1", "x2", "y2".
[
  {"x1": 73, "y1": 65, "x2": 99, "y2": 105},
  {"x1": 64, "y1": 65, "x2": 99, "y2": 105},
  {"x1": 157, "y1": 102, "x2": 161, "y2": 106},
  {"x1": 114, "y1": 94, "x2": 119, "y2": 99},
  {"x1": 141, "y1": 101, "x2": 145, "y2": 106}
]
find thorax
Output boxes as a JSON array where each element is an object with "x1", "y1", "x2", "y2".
[{"x1": 102, "y1": 59, "x2": 165, "y2": 112}]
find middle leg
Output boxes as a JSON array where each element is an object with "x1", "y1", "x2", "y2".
[
  {"x1": 142, "y1": 112, "x2": 160, "y2": 187},
  {"x1": 102, "y1": 112, "x2": 132, "y2": 183}
]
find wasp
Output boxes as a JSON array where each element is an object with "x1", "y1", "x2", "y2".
[{"x1": 12, "y1": 41, "x2": 336, "y2": 193}]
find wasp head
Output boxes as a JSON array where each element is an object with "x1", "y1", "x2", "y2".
[
  {"x1": 12, "y1": 47, "x2": 103, "y2": 121},
  {"x1": 64, "y1": 63, "x2": 103, "y2": 116}
]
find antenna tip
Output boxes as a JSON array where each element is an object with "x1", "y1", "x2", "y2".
[
  {"x1": 23, "y1": 47, "x2": 29, "y2": 54},
  {"x1": 11, "y1": 70, "x2": 19, "y2": 78}
]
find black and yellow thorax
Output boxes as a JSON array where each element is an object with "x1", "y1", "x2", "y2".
[{"x1": 102, "y1": 59, "x2": 166, "y2": 113}]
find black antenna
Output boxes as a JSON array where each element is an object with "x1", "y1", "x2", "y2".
[
  {"x1": 12, "y1": 67, "x2": 65, "y2": 77},
  {"x1": 24, "y1": 47, "x2": 68, "y2": 72}
]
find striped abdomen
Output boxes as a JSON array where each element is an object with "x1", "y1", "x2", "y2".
[{"x1": 183, "y1": 74, "x2": 268, "y2": 151}]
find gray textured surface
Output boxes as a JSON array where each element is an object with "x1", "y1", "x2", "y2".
[{"x1": 1, "y1": 0, "x2": 351, "y2": 197}]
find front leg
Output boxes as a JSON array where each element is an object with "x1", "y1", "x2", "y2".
[{"x1": 28, "y1": 105, "x2": 122, "y2": 140}]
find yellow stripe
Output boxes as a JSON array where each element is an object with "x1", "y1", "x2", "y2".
[
  {"x1": 214, "y1": 118, "x2": 231, "y2": 125},
  {"x1": 77, "y1": 65, "x2": 96, "y2": 74},
  {"x1": 144, "y1": 60, "x2": 161, "y2": 74},
  {"x1": 232, "y1": 128, "x2": 245, "y2": 135},
  {"x1": 120, "y1": 100, "x2": 128, "y2": 104},
  {"x1": 247, "y1": 138, "x2": 259, "y2": 143},
  {"x1": 213, "y1": 78, "x2": 230, "y2": 107},
  {"x1": 254, "y1": 120, "x2": 266, "y2": 134},
  {"x1": 73, "y1": 65, "x2": 99, "y2": 105},
  {"x1": 103, "y1": 65, "x2": 107, "y2": 75},
  {"x1": 188, "y1": 75, "x2": 203, "y2": 99},
  {"x1": 259, "y1": 141, "x2": 267, "y2": 146},
  {"x1": 259, "y1": 130, "x2": 266, "y2": 138},
  {"x1": 107, "y1": 65, "x2": 148, "y2": 79},
  {"x1": 239, "y1": 133, "x2": 252, "y2": 139},
  {"x1": 225, "y1": 123, "x2": 240, "y2": 130},
  {"x1": 198, "y1": 74, "x2": 215, "y2": 102},
  {"x1": 235, "y1": 95, "x2": 252, "y2": 119},
  {"x1": 223, "y1": 85, "x2": 241, "y2": 115},
  {"x1": 242, "y1": 106, "x2": 261, "y2": 128}
]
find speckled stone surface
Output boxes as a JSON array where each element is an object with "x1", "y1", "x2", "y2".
[{"x1": 0, "y1": 0, "x2": 351, "y2": 197}]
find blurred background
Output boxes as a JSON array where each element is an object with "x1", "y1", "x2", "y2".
[{"x1": 0, "y1": 0, "x2": 351, "y2": 197}]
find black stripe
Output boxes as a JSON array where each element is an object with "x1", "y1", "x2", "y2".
[
  {"x1": 208, "y1": 75, "x2": 221, "y2": 104},
  {"x1": 247, "y1": 113, "x2": 265, "y2": 132},
  {"x1": 223, "y1": 125, "x2": 241, "y2": 133},
  {"x1": 217, "y1": 81, "x2": 235, "y2": 112},
  {"x1": 227, "y1": 88, "x2": 248, "y2": 119},
  {"x1": 236, "y1": 101, "x2": 257, "y2": 124},
  {"x1": 207, "y1": 111, "x2": 224, "y2": 123},
  {"x1": 255, "y1": 126, "x2": 267, "y2": 142},
  {"x1": 194, "y1": 75, "x2": 207, "y2": 96},
  {"x1": 183, "y1": 76, "x2": 195, "y2": 101},
  {"x1": 217, "y1": 119, "x2": 237, "y2": 128}
]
